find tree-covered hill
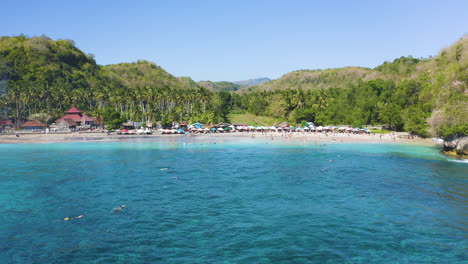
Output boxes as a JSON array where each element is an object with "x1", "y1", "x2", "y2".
[
  {"x1": 197, "y1": 80, "x2": 243, "y2": 92},
  {"x1": 177, "y1": 77, "x2": 203, "y2": 89},
  {"x1": 104, "y1": 60, "x2": 183, "y2": 90},
  {"x1": 0, "y1": 35, "x2": 228, "y2": 126},
  {"x1": 238, "y1": 67, "x2": 383, "y2": 93},
  {"x1": 232, "y1": 36, "x2": 467, "y2": 138}
]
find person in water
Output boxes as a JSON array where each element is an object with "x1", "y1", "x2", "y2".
[{"x1": 115, "y1": 205, "x2": 126, "y2": 213}]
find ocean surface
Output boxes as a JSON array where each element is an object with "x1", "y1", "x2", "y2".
[{"x1": 0, "y1": 137, "x2": 467, "y2": 263}]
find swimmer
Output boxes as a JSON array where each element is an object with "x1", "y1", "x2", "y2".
[
  {"x1": 161, "y1": 168, "x2": 168, "y2": 171},
  {"x1": 115, "y1": 205, "x2": 126, "y2": 213},
  {"x1": 173, "y1": 176, "x2": 180, "y2": 179},
  {"x1": 74, "y1": 215, "x2": 84, "y2": 219},
  {"x1": 64, "y1": 217, "x2": 70, "y2": 221}
]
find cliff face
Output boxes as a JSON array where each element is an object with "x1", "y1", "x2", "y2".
[{"x1": 444, "y1": 135, "x2": 468, "y2": 159}]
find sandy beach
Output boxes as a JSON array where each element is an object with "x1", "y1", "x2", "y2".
[{"x1": 0, "y1": 131, "x2": 440, "y2": 146}]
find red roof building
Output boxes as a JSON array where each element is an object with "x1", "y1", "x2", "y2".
[
  {"x1": 20, "y1": 120, "x2": 47, "y2": 129},
  {"x1": 57, "y1": 107, "x2": 93, "y2": 127},
  {"x1": 0, "y1": 119, "x2": 13, "y2": 126}
]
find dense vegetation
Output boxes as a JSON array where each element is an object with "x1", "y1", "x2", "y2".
[
  {"x1": 0, "y1": 34, "x2": 467, "y2": 138},
  {"x1": 0, "y1": 35, "x2": 230, "y2": 127}
]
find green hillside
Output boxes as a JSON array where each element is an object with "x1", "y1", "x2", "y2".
[
  {"x1": 177, "y1": 77, "x2": 203, "y2": 89},
  {"x1": 232, "y1": 36, "x2": 468, "y2": 137},
  {"x1": 0, "y1": 36, "x2": 228, "y2": 126},
  {"x1": 238, "y1": 67, "x2": 382, "y2": 93},
  {"x1": 197, "y1": 80, "x2": 244, "y2": 92}
]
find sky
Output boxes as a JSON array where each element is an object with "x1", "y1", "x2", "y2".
[{"x1": 2, "y1": 0, "x2": 467, "y2": 82}]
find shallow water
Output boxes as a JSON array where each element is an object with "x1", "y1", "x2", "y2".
[{"x1": 0, "y1": 137, "x2": 467, "y2": 263}]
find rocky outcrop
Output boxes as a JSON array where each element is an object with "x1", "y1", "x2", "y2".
[{"x1": 443, "y1": 135, "x2": 468, "y2": 159}]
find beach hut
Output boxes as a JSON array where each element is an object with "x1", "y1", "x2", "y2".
[{"x1": 20, "y1": 121, "x2": 47, "y2": 132}]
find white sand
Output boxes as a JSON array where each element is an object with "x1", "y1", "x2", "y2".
[{"x1": 0, "y1": 131, "x2": 438, "y2": 146}]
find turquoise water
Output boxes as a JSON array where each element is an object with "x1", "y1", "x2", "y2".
[{"x1": 0, "y1": 137, "x2": 467, "y2": 263}]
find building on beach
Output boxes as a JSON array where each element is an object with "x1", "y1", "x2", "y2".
[
  {"x1": 20, "y1": 120, "x2": 47, "y2": 131},
  {"x1": 56, "y1": 107, "x2": 94, "y2": 130},
  {"x1": 57, "y1": 118, "x2": 78, "y2": 131},
  {"x1": 0, "y1": 119, "x2": 13, "y2": 128}
]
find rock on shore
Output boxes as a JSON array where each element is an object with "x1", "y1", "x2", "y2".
[{"x1": 444, "y1": 135, "x2": 468, "y2": 159}]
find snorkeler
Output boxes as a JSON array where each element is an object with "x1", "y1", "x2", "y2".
[{"x1": 115, "y1": 205, "x2": 126, "y2": 213}]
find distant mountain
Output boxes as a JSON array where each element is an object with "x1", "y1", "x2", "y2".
[
  {"x1": 197, "y1": 81, "x2": 243, "y2": 92},
  {"x1": 233, "y1": 78, "x2": 271, "y2": 86}
]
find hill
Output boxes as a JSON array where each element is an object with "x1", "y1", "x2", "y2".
[
  {"x1": 197, "y1": 80, "x2": 243, "y2": 92},
  {"x1": 177, "y1": 77, "x2": 202, "y2": 89},
  {"x1": 0, "y1": 35, "x2": 228, "y2": 126},
  {"x1": 238, "y1": 67, "x2": 382, "y2": 93},
  {"x1": 104, "y1": 60, "x2": 183, "y2": 90}
]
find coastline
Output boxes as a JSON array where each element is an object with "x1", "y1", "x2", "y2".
[{"x1": 0, "y1": 131, "x2": 440, "y2": 147}]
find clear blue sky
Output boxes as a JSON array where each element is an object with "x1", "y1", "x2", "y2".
[{"x1": 2, "y1": 0, "x2": 467, "y2": 82}]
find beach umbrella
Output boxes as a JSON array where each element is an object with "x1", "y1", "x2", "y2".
[
  {"x1": 270, "y1": 126, "x2": 276, "y2": 130},
  {"x1": 197, "y1": 128, "x2": 203, "y2": 131},
  {"x1": 304, "y1": 127, "x2": 310, "y2": 130},
  {"x1": 121, "y1": 129, "x2": 128, "y2": 132},
  {"x1": 177, "y1": 128, "x2": 184, "y2": 132},
  {"x1": 217, "y1": 127, "x2": 224, "y2": 131}
]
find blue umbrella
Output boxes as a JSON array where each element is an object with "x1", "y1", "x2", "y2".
[
  {"x1": 210, "y1": 127, "x2": 217, "y2": 131},
  {"x1": 177, "y1": 128, "x2": 184, "y2": 132}
]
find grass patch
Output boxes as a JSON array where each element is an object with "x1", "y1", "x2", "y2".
[
  {"x1": 370, "y1": 129, "x2": 391, "y2": 134},
  {"x1": 227, "y1": 113, "x2": 282, "y2": 126}
]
